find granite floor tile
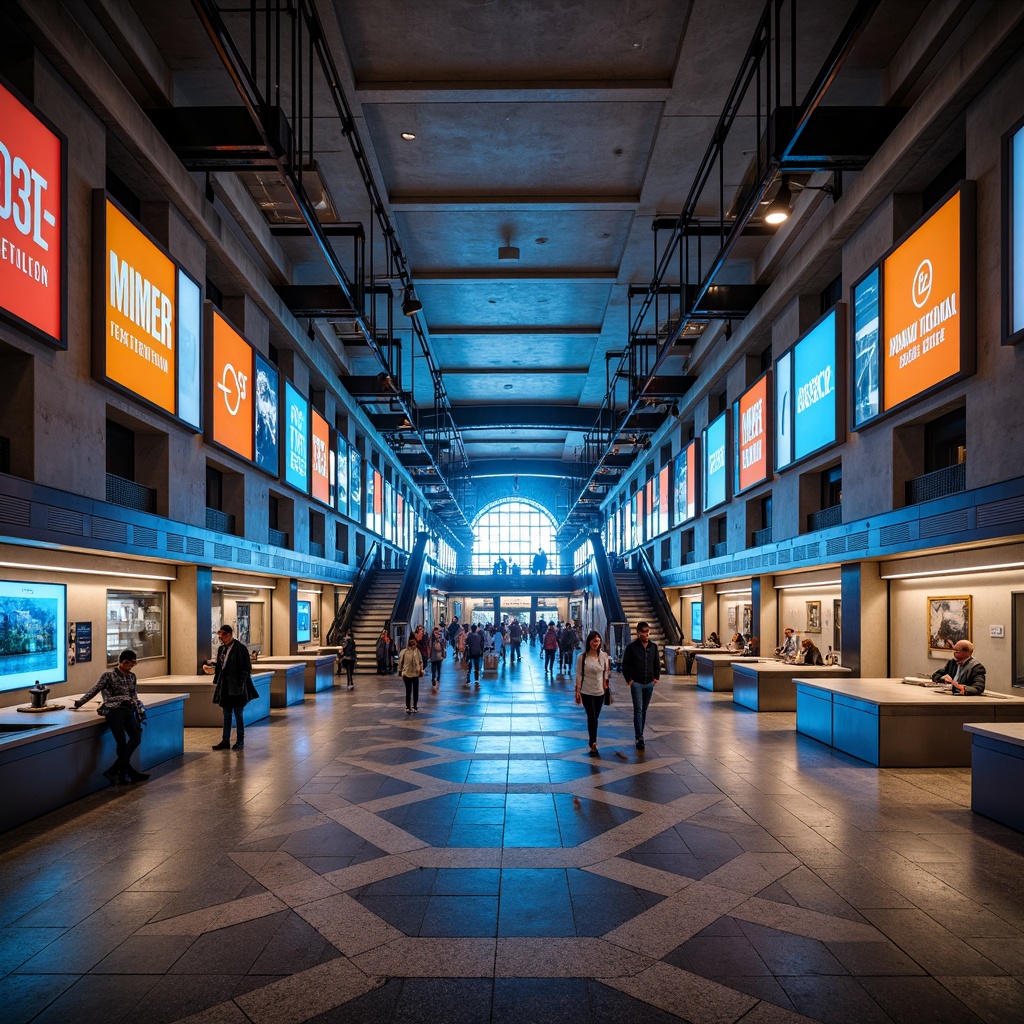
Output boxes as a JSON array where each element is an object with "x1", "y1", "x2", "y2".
[{"x1": 858, "y1": 976, "x2": 986, "y2": 1024}]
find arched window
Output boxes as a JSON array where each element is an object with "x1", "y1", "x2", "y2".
[{"x1": 472, "y1": 499, "x2": 557, "y2": 573}]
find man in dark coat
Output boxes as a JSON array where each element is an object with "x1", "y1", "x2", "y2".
[
  {"x1": 932, "y1": 640, "x2": 986, "y2": 695},
  {"x1": 621, "y1": 620, "x2": 660, "y2": 750},
  {"x1": 204, "y1": 624, "x2": 255, "y2": 749}
]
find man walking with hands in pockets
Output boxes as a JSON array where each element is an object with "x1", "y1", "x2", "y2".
[{"x1": 622, "y1": 620, "x2": 659, "y2": 751}]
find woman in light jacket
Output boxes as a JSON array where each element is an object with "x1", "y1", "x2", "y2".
[
  {"x1": 397, "y1": 635, "x2": 424, "y2": 713},
  {"x1": 575, "y1": 630, "x2": 611, "y2": 755}
]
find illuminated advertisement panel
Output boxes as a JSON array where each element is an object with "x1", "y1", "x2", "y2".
[
  {"x1": 734, "y1": 374, "x2": 770, "y2": 493},
  {"x1": 336, "y1": 436, "x2": 349, "y2": 512},
  {"x1": 851, "y1": 267, "x2": 880, "y2": 429},
  {"x1": 793, "y1": 308, "x2": 842, "y2": 461},
  {"x1": 310, "y1": 408, "x2": 331, "y2": 505},
  {"x1": 883, "y1": 189, "x2": 971, "y2": 409},
  {"x1": 365, "y1": 469, "x2": 376, "y2": 531},
  {"x1": 673, "y1": 440, "x2": 697, "y2": 525},
  {"x1": 209, "y1": 310, "x2": 253, "y2": 460},
  {"x1": 657, "y1": 466, "x2": 669, "y2": 535},
  {"x1": 284, "y1": 381, "x2": 308, "y2": 492},
  {"x1": 177, "y1": 269, "x2": 202, "y2": 429},
  {"x1": 103, "y1": 198, "x2": 177, "y2": 413},
  {"x1": 645, "y1": 478, "x2": 655, "y2": 539},
  {"x1": 253, "y1": 353, "x2": 279, "y2": 473},
  {"x1": 374, "y1": 470, "x2": 384, "y2": 535},
  {"x1": 0, "y1": 80, "x2": 65, "y2": 347},
  {"x1": 702, "y1": 411, "x2": 728, "y2": 512},
  {"x1": 349, "y1": 447, "x2": 362, "y2": 520},
  {"x1": 1007, "y1": 119, "x2": 1024, "y2": 342},
  {"x1": 397, "y1": 492, "x2": 405, "y2": 549},
  {"x1": 775, "y1": 349, "x2": 792, "y2": 470}
]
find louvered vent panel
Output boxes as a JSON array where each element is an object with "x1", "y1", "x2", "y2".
[
  {"x1": 214, "y1": 543, "x2": 233, "y2": 561},
  {"x1": 847, "y1": 531, "x2": 868, "y2": 551},
  {"x1": 134, "y1": 526, "x2": 158, "y2": 548},
  {"x1": 92, "y1": 517, "x2": 128, "y2": 543},
  {"x1": 0, "y1": 494, "x2": 31, "y2": 527},
  {"x1": 257, "y1": 553, "x2": 271, "y2": 567},
  {"x1": 778, "y1": 550, "x2": 792, "y2": 564},
  {"x1": 977, "y1": 495, "x2": 1024, "y2": 529},
  {"x1": 920, "y1": 510, "x2": 968, "y2": 538},
  {"x1": 880, "y1": 523, "x2": 911, "y2": 546},
  {"x1": 48, "y1": 508, "x2": 84, "y2": 535},
  {"x1": 167, "y1": 533, "x2": 185, "y2": 552},
  {"x1": 236, "y1": 549, "x2": 251, "y2": 564},
  {"x1": 186, "y1": 537, "x2": 204, "y2": 556}
]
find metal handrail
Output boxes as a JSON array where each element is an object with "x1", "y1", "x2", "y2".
[{"x1": 326, "y1": 541, "x2": 380, "y2": 644}]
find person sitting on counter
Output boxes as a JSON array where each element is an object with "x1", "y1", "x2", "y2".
[{"x1": 931, "y1": 640, "x2": 986, "y2": 695}]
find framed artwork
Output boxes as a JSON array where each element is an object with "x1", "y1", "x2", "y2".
[
  {"x1": 742, "y1": 604, "x2": 752, "y2": 635},
  {"x1": 806, "y1": 600, "x2": 821, "y2": 633},
  {"x1": 929, "y1": 596, "x2": 971, "y2": 654},
  {"x1": 833, "y1": 600, "x2": 842, "y2": 651},
  {"x1": 727, "y1": 605, "x2": 737, "y2": 629}
]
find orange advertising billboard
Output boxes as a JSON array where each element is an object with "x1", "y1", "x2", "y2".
[
  {"x1": 736, "y1": 374, "x2": 769, "y2": 492},
  {"x1": 883, "y1": 191, "x2": 963, "y2": 410},
  {"x1": 311, "y1": 408, "x2": 331, "y2": 505},
  {"x1": 103, "y1": 198, "x2": 177, "y2": 412},
  {"x1": 210, "y1": 310, "x2": 253, "y2": 461},
  {"x1": 1, "y1": 80, "x2": 65, "y2": 346}
]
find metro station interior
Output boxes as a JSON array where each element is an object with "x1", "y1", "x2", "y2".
[{"x1": 2, "y1": 2, "x2": 1024, "y2": 1022}]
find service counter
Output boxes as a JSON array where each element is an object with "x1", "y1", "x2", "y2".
[
  {"x1": 258, "y1": 662, "x2": 306, "y2": 707},
  {"x1": 0, "y1": 692, "x2": 188, "y2": 832},
  {"x1": 135, "y1": 671, "x2": 272, "y2": 728},
  {"x1": 964, "y1": 722, "x2": 1024, "y2": 832},
  {"x1": 795, "y1": 677, "x2": 1024, "y2": 767},
  {"x1": 681, "y1": 645, "x2": 726, "y2": 674},
  {"x1": 732, "y1": 663, "x2": 851, "y2": 712},
  {"x1": 256, "y1": 655, "x2": 336, "y2": 694},
  {"x1": 695, "y1": 654, "x2": 770, "y2": 691}
]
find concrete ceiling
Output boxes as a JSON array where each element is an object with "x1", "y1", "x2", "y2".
[{"x1": 119, "y1": 0, "x2": 933, "y2": 523}]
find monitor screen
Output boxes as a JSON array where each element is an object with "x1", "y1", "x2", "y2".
[{"x1": 0, "y1": 580, "x2": 67, "y2": 692}]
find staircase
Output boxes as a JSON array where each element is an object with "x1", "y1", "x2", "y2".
[
  {"x1": 349, "y1": 569, "x2": 404, "y2": 677},
  {"x1": 614, "y1": 571, "x2": 668, "y2": 667}
]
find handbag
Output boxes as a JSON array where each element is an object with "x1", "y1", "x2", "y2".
[{"x1": 604, "y1": 686, "x2": 613, "y2": 706}]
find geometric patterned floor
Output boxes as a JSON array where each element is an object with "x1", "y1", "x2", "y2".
[{"x1": 2, "y1": 645, "x2": 1024, "y2": 1023}]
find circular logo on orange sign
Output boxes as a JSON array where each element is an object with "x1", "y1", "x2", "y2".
[{"x1": 912, "y1": 258, "x2": 933, "y2": 309}]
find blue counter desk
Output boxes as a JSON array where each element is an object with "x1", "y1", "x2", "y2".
[{"x1": 964, "y1": 722, "x2": 1024, "y2": 832}]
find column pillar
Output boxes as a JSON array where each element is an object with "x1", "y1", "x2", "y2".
[
  {"x1": 170, "y1": 565, "x2": 212, "y2": 674},
  {"x1": 840, "y1": 561, "x2": 887, "y2": 677},
  {"x1": 274, "y1": 577, "x2": 298, "y2": 655}
]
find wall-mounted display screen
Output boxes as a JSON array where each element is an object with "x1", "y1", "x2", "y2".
[
  {"x1": 0, "y1": 80, "x2": 65, "y2": 348},
  {"x1": 337, "y1": 435, "x2": 350, "y2": 512},
  {"x1": 254, "y1": 353, "x2": 279, "y2": 473},
  {"x1": 365, "y1": 469, "x2": 376, "y2": 532},
  {"x1": 657, "y1": 465, "x2": 669, "y2": 536},
  {"x1": 284, "y1": 381, "x2": 309, "y2": 493},
  {"x1": 209, "y1": 310, "x2": 253, "y2": 461},
  {"x1": 102, "y1": 197, "x2": 177, "y2": 414},
  {"x1": 0, "y1": 579, "x2": 67, "y2": 692},
  {"x1": 310, "y1": 408, "x2": 331, "y2": 506},
  {"x1": 673, "y1": 440, "x2": 697, "y2": 525},
  {"x1": 349, "y1": 447, "x2": 362, "y2": 520},
  {"x1": 691, "y1": 601, "x2": 703, "y2": 644},
  {"x1": 296, "y1": 599, "x2": 311, "y2": 644},
  {"x1": 775, "y1": 349, "x2": 792, "y2": 470},
  {"x1": 883, "y1": 190, "x2": 967, "y2": 410},
  {"x1": 1007, "y1": 119, "x2": 1024, "y2": 343},
  {"x1": 177, "y1": 270, "x2": 202, "y2": 429},
  {"x1": 702, "y1": 411, "x2": 729, "y2": 512},
  {"x1": 793, "y1": 307, "x2": 842, "y2": 461},
  {"x1": 852, "y1": 267, "x2": 880, "y2": 428},
  {"x1": 734, "y1": 374, "x2": 770, "y2": 493}
]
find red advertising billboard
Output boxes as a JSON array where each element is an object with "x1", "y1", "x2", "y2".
[
  {"x1": 736, "y1": 374, "x2": 770, "y2": 493},
  {"x1": 311, "y1": 408, "x2": 331, "y2": 505},
  {"x1": 0, "y1": 80, "x2": 65, "y2": 347},
  {"x1": 209, "y1": 310, "x2": 254, "y2": 461}
]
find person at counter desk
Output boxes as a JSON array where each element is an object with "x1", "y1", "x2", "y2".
[
  {"x1": 931, "y1": 640, "x2": 986, "y2": 695},
  {"x1": 798, "y1": 638, "x2": 824, "y2": 666},
  {"x1": 73, "y1": 649, "x2": 150, "y2": 785},
  {"x1": 776, "y1": 627, "x2": 798, "y2": 659},
  {"x1": 203, "y1": 624, "x2": 258, "y2": 749}
]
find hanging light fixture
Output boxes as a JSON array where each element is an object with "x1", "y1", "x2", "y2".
[
  {"x1": 401, "y1": 285, "x2": 422, "y2": 316},
  {"x1": 764, "y1": 178, "x2": 792, "y2": 225}
]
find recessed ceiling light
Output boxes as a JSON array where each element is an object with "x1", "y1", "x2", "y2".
[{"x1": 401, "y1": 132, "x2": 416, "y2": 140}]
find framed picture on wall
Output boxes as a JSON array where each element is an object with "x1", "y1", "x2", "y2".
[
  {"x1": 727, "y1": 605, "x2": 737, "y2": 629},
  {"x1": 742, "y1": 604, "x2": 752, "y2": 636},
  {"x1": 833, "y1": 600, "x2": 842, "y2": 651},
  {"x1": 929, "y1": 596, "x2": 971, "y2": 654},
  {"x1": 806, "y1": 600, "x2": 821, "y2": 633}
]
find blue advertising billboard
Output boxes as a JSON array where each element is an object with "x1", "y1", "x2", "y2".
[
  {"x1": 775, "y1": 349, "x2": 792, "y2": 471},
  {"x1": 284, "y1": 380, "x2": 308, "y2": 492},
  {"x1": 702, "y1": 411, "x2": 728, "y2": 512},
  {"x1": 253, "y1": 353, "x2": 279, "y2": 474},
  {"x1": 792, "y1": 308, "x2": 841, "y2": 461},
  {"x1": 852, "y1": 268, "x2": 880, "y2": 429},
  {"x1": 349, "y1": 446, "x2": 362, "y2": 520}
]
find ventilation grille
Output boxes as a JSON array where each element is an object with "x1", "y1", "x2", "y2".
[
  {"x1": 167, "y1": 533, "x2": 185, "y2": 553},
  {"x1": 92, "y1": 517, "x2": 128, "y2": 544},
  {"x1": 977, "y1": 494, "x2": 1024, "y2": 529},
  {"x1": 0, "y1": 494, "x2": 31, "y2": 527},
  {"x1": 214, "y1": 543, "x2": 233, "y2": 561},
  {"x1": 920, "y1": 509, "x2": 968, "y2": 538},
  {"x1": 134, "y1": 526, "x2": 158, "y2": 548},
  {"x1": 236, "y1": 548, "x2": 251, "y2": 564},
  {"x1": 880, "y1": 522, "x2": 911, "y2": 546},
  {"x1": 48, "y1": 508, "x2": 84, "y2": 535},
  {"x1": 826, "y1": 537, "x2": 846, "y2": 556},
  {"x1": 847, "y1": 531, "x2": 868, "y2": 551},
  {"x1": 186, "y1": 537, "x2": 204, "y2": 557}
]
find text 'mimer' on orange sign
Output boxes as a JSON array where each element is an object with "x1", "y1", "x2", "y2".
[{"x1": 1, "y1": 81, "x2": 63, "y2": 344}]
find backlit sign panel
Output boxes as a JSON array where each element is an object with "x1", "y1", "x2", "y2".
[
  {"x1": 0, "y1": 80, "x2": 65, "y2": 347},
  {"x1": 884, "y1": 191, "x2": 964, "y2": 409},
  {"x1": 284, "y1": 381, "x2": 308, "y2": 492},
  {"x1": 852, "y1": 267, "x2": 880, "y2": 428},
  {"x1": 337, "y1": 435, "x2": 350, "y2": 512},
  {"x1": 673, "y1": 440, "x2": 697, "y2": 525},
  {"x1": 311, "y1": 408, "x2": 331, "y2": 505},
  {"x1": 657, "y1": 466, "x2": 669, "y2": 535},
  {"x1": 254, "y1": 353, "x2": 278, "y2": 473},
  {"x1": 775, "y1": 350, "x2": 792, "y2": 470},
  {"x1": 1008, "y1": 120, "x2": 1024, "y2": 342},
  {"x1": 104, "y1": 198, "x2": 177, "y2": 414},
  {"x1": 734, "y1": 374, "x2": 770, "y2": 493},
  {"x1": 177, "y1": 269, "x2": 202, "y2": 429},
  {"x1": 349, "y1": 447, "x2": 362, "y2": 519},
  {"x1": 209, "y1": 310, "x2": 253, "y2": 460},
  {"x1": 702, "y1": 411, "x2": 728, "y2": 512},
  {"x1": 793, "y1": 308, "x2": 841, "y2": 461}
]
